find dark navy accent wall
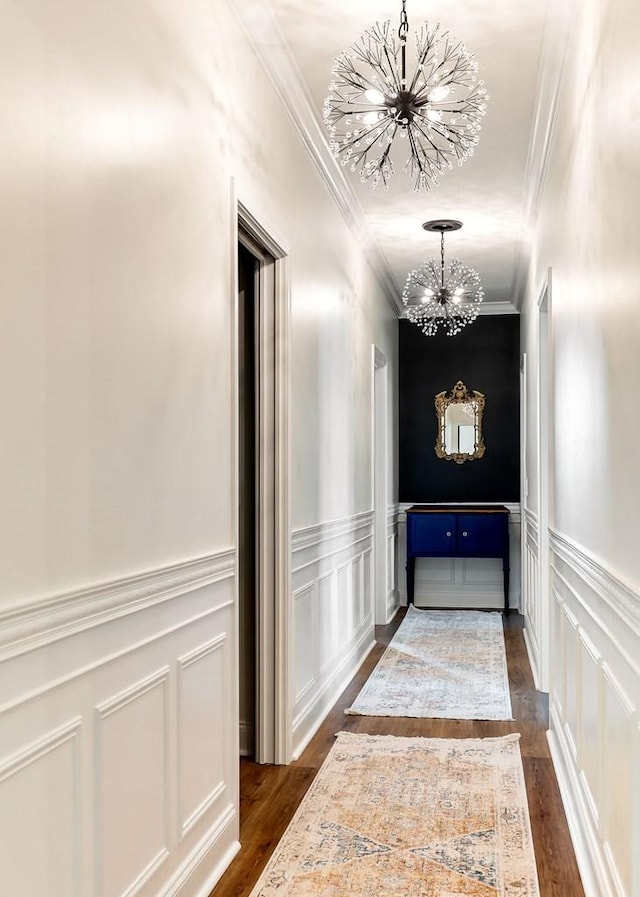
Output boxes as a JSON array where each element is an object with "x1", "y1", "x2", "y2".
[{"x1": 399, "y1": 315, "x2": 520, "y2": 503}]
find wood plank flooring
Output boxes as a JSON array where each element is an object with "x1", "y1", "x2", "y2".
[{"x1": 212, "y1": 609, "x2": 585, "y2": 897}]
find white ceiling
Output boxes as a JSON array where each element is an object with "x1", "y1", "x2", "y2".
[{"x1": 236, "y1": 0, "x2": 566, "y2": 311}]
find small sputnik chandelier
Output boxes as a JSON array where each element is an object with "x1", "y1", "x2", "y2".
[
  {"x1": 323, "y1": 0, "x2": 489, "y2": 191},
  {"x1": 403, "y1": 220, "x2": 484, "y2": 336}
]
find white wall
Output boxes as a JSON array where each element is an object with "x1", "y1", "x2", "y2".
[
  {"x1": 0, "y1": 1, "x2": 397, "y2": 894},
  {"x1": 521, "y1": 1, "x2": 640, "y2": 894}
]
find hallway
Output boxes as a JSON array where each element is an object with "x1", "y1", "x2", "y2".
[{"x1": 213, "y1": 610, "x2": 585, "y2": 897}]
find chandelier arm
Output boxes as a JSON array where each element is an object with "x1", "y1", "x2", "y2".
[
  {"x1": 408, "y1": 29, "x2": 439, "y2": 94},
  {"x1": 411, "y1": 115, "x2": 453, "y2": 161},
  {"x1": 405, "y1": 126, "x2": 427, "y2": 175},
  {"x1": 351, "y1": 124, "x2": 391, "y2": 161},
  {"x1": 413, "y1": 119, "x2": 448, "y2": 171},
  {"x1": 381, "y1": 43, "x2": 402, "y2": 95}
]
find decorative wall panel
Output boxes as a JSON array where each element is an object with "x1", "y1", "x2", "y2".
[
  {"x1": 0, "y1": 552, "x2": 238, "y2": 897},
  {"x1": 548, "y1": 531, "x2": 640, "y2": 897},
  {"x1": 291, "y1": 511, "x2": 377, "y2": 757}
]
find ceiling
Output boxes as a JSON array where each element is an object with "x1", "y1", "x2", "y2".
[{"x1": 235, "y1": 0, "x2": 566, "y2": 312}]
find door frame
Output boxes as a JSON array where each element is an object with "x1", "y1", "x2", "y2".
[
  {"x1": 232, "y1": 188, "x2": 292, "y2": 765},
  {"x1": 372, "y1": 346, "x2": 389, "y2": 625},
  {"x1": 536, "y1": 268, "x2": 552, "y2": 692}
]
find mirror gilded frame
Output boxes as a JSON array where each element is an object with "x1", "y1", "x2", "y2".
[{"x1": 435, "y1": 380, "x2": 486, "y2": 464}]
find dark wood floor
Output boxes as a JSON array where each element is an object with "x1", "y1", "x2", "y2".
[{"x1": 212, "y1": 609, "x2": 585, "y2": 897}]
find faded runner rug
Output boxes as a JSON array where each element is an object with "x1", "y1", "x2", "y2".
[
  {"x1": 346, "y1": 607, "x2": 513, "y2": 720},
  {"x1": 248, "y1": 732, "x2": 539, "y2": 897}
]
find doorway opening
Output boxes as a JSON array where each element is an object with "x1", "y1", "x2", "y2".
[
  {"x1": 237, "y1": 241, "x2": 258, "y2": 760},
  {"x1": 235, "y1": 201, "x2": 291, "y2": 767}
]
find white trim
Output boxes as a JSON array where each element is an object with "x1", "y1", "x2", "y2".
[
  {"x1": 534, "y1": 270, "x2": 552, "y2": 691},
  {"x1": 161, "y1": 807, "x2": 239, "y2": 897},
  {"x1": 0, "y1": 551, "x2": 234, "y2": 661},
  {"x1": 292, "y1": 534, "x2": 372, "y2": 576},
  {"x1": 372, "y1": 346, "x2": 390, "y2": 625},
  {"x1": 292, "y1": 511, "x2": 374, "y2": 553},
  {"x1": 292, "y1": 626, "x2": 376, "y2": 759},
  {"x1": 226, "y1": 0, "x2": 401, "y2": 317},
  {"x1": 550, "y1": 528, "x2": 640, "y2": 639},
  {"x1": 177, "y1": 635, "x2": 228, "y2": 839},
  {"x1": 0, "y1": 716, "x2": 82, "y2": 783},
  {"x1": 234, "y1": 192, "x2": 293, "y2": 766},
  {"x1": 547, "y1": 710, "x2": 616, "y2": 897},
  {"x1": 94, "y1": 668, "x2": 171, "y2": 897}
]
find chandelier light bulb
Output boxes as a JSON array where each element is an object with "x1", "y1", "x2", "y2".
[
  {"x1": 323, "y1": 2, "x2": 489, "y2": 190},
  {"x1": 364, "y1": 88, "x2": 386, "y2": 104},
  {"x1": 427, "y1": 84, "x2": 451, "y2": 102}
]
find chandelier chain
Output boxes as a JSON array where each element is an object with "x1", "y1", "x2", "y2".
[
  {"x1": 398, "y1": 0, "x2": 409, "y2": 42},
  {"x1": 441, "y1": 231, "x2": 445, "y2": 289}
]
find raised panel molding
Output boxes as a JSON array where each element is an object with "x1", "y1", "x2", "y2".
[
  {"x1": 0, "y1": 550, "x2": 235, "y2": 662},
  {"x1": 294, "y1": 582, "x2": 317, "y2": 705},
  {"x1": 550, "y1": 529, "x2": 640, "y2": 641},
  {"x1": 521, "y1": 506, "x2": 541, "y2": 688},
  {"x1": 292, "y1": 511, "x2": 377, "y2": 758},
  {"x1": 0, "y1": 719, "x2": 82, "y2": 897},
  {"x1": 292, "y1": 510, "x2": 373, "y2": 553},
  {"x1": 177, "y1": 636, "x2": 228, "y2": 840},
  {"x1": 0, "y1": 556, "x2": 239, "y2": 897},
  {"x1": 548, "y1": 530, "x2": 640, "y2": 897},
  {"x1": 601, "y1": 665, "x2": 636, "y2": 897},
  {"x1": 95, "y1": 668, "x2": 171, "y2": 897}
]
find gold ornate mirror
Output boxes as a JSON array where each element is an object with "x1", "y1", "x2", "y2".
[{"x1": 435, "y1": 380, "x2": 485, "y2": 464}]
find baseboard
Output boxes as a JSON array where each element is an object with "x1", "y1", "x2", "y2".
[
  {"x1": 522, "y1": 624, "x2": 542, "y2": 692},
  {"x1": 163, "y1": 805, "x2": 239, "y2": 897},
  {"x1": 547, "y1": 705, "x2": 616, "y2": 897},
  {"x1": 292, "y1": 625, "x2": 376, "y2": 759},
  {"x1": 386, "y1": 589, "x2": 399, "y2": 623}
]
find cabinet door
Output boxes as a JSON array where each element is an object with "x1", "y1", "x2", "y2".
[
  {"x1": 407, "y1": 514, "x2": 456, "y2": 556},
  {"x1": 457, "y1": 514, "x2": 506, "y2": 557}
]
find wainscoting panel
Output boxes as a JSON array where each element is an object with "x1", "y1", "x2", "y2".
[
  {"x1": 397, "y1": 502, "x2": 521, "y2": 610},
  {"x1": 548, "y1": 530, "x2": 640, "y2": 897},
  {"x1": 386, "y1": 505, "x2": 400, "y2": 622},
  {"x1": 177, "y1": 636, "x2": 228, "y2": 841},
  {"x1": 96, "y1": 668, "x2": 171, "y2": 897},
  {"x1": 0, "y1": 551, "x2": 239, "y2": 897},
  {"x1": 522, "y1": 507, "x2": 541, "y2": 685},
  {"x1": 293, "y1": 582, "x2": 316, "y2": 707},
  {"x1": 292, "y1": 511, "x2": 376, "y2": 758},
  {"x1": 0, "y1": 718, "x2": 82, "y2": 897}
]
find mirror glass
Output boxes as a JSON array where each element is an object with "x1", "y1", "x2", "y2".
[{"x1": 435, "y1": 380, "x2": 485, "y2": 464}]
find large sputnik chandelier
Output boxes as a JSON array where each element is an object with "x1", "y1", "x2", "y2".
[
  {"x1": 323, "y1": 1, "x2": 489, "y2": 191},
  {"x1": 403, "y1": 220, "x2": 484, "y2": 336}
]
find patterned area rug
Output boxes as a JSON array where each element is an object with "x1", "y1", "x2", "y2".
[
  {"x1": 249, "y1": 732, "x2": 539, "y2": 897},
  {"x1": 346, "y1": 607, "x2": 513, "y2": 720}
]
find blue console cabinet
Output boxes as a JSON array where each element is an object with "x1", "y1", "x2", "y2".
[{"x1": 405, "y1": 505, "x2": 510, "y2": 611}]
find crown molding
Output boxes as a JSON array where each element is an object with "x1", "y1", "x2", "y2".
[
  {"x1": 510, "y1": 0, "x2": 577, "y2": 310},
  {"x1": 226, "y1": 0, "x2": 403, "y2": 317}
]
